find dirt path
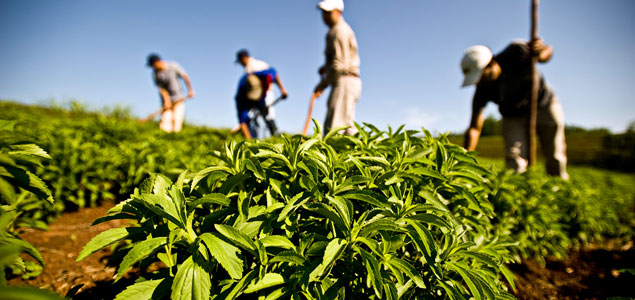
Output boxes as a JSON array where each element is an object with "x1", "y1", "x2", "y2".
[
  {"x1": 7, "y1": 203, "x2": 127, "y2": 298},
  {"x1": 7, "y1": 204, "x2": 635, "y2": 299}
]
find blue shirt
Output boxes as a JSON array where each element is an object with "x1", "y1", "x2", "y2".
[{"x1": 235, "y1": 68, "x2": 277, "y2": 123}]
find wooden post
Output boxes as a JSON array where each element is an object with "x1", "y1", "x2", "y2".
[{"x1": 528, "y1": 0, "x2": 540, "y2": 166}]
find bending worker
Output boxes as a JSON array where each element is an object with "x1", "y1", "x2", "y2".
[
  {"x1": 461, "y1": 40, "x2": 569, "y2": 179},
  {"x1": 234, "y1": 67, "x2": 282, "y2": 139},
  {"x1": 313, "y1": 0, "x2": 361, "y2": 136},
  {"x1": 236, "y1": 49, "x2": 288, "y2": 136},
  {"x1": 146, "y1": 53, "x2": 194, "y2": 133}
]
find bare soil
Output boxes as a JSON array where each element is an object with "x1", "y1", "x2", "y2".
[{"x1": 7, "y1": 204, "x2": 635, "y2": 299}]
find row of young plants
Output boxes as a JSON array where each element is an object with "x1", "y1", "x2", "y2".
[
  {"x1": 78, "y1": 123, "x2": 635, "y2": 299},
  {"x1": 1, "y1": 119, "x2": 80, "y2": 299},
  {"x1": 3, "y1": 101, "x2": 634, "y2": 298},
  {"x1": 0, "y1": 101, "x2": 231, "y2": 218}
]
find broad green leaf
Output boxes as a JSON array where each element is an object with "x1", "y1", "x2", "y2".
[
  {"x1": 199, "y1": 233, "x2": 243, "y2": 279},
  {"x1": 219, "y1": 173, "x2": 250, "y2": 194},
  {"x1": 116, "y1": 237, "x2": 166, "y2": 279},
  {"x1": 269, "y1": 251, "x2": 306, "y2": 265},
  {"x1": 341, "y1": 190, "x2": 387, "y2": 208},
  {"x1": 500, "y1": 264, "x2": 516, "y2": 291},
  {"x1": 8, "y1": 144, "x2": 51, "y2": 159},
  {"x1": 277, "y1": 192, "x2": 308, "y2": 222},
  {"x1": 260, "y1": 235, "x2": 295, "y2": 250},
  {"x1": 358, "y1": 218, "x2": 404, "y2": 238},
  {"x1": 224, "y1": 269, "x2": 258, "y2": 300},
  {"x1": 77, "y1": 227, "x2": 129, "y2": 261},
  {"x1": 214, "y1": 224, "x2": 257, "y2": 256},
  {"x1": 306, "y1": 202, "x2": 348, "y2": 234},
  {"x1": 0, "y1": 285, "x2": 65, "y2": 300},
  {"x1": 310, "y1": 238, "x2": 347, "y2": 281},
  {"x1": 406, "y1": 167, "x2": 446, "y2": 181},
  {"x1": 171, "y1": 256, "x2": 212, "y2": 300},
  {"x1": 189, "y1": 166, "x2": 232, "y2": 192},
  {"x1": 356, "y1": 246, "x2": 383, "y2": 298},
  {"x1": 135, "y1": 194, "x2": 183, "y2": 228},
  {"x1": 190, "y1": 193, "x2": 231, "y2": 207},
  {"x1": 243, "y1": 273, "x2": 286, "y2": 294},
  {"x1": 253, "y1": 150, "x2": 293, "y2": 171},
  {"x1": 114, "y1": 278, "x2": 170, "y2": 300},
  {"x1": 404, "y1": 219, "x2": 438, "y2": 264},
  {"x1": 386, "y1": 257, "x2": 425, "y2": 288},
  {"x1": 405, "y1": 213, "x2": 450, "y2": 229},
  {"x1": 2, "y1": 165, "x2": 53, "y2": 203},
  {"x1": 325, "y1": 195, "x2": 353, "y2": 230},
  {"x1": 7, "y1": 237, "x2": 44, "y2": 266}
]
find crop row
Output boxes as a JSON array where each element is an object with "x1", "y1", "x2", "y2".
[{"x1": 1, "y1": 101, "x2": 634, "y2": 299}]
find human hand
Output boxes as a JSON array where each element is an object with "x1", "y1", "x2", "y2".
[
  {"x1": 188, "y1": 90, "x2": 195, "y2": 98},
  {"x1": 530, "y1": 38, "x2": 547, "y2": 53},
  {"x1": 281, "y1": 89, "x2": 288, "y2": 99}
]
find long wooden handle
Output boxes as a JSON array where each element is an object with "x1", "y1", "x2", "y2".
[
  {"x1": 139, "y1": 97, "x2": 188, "y2": 123},
  {"x1": 302, "y1": 94, "x2": 317, "y2": 135},
  {"x1": 528, "y1": 0, "x2": 540, "y2": 166}
]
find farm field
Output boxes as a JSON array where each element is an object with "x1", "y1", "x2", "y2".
[
  {"x1": 447, "y1": 134, "x2": 606, "y2": 166},
  {"x1": 2, "y1": 100, "x2": 634, "y2": 300}
]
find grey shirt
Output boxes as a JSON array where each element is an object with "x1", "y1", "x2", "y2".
[
  {"x1": 153, "y1": 61, "x2": 188, "y2": 100},
  {"x1": 473, "y1": 42, "x2": 554, "y2": 117}
]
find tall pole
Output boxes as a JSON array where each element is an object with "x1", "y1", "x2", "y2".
[{"x1": 528, "y1": 0, "x2": 540, "y2": 166}]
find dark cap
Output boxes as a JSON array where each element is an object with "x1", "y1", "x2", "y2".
[
  {"x1": 235, "y1": 49, "x2": 249, "y2": 62},
  {"x1": 146, "y1": 53, "x2": 161, "y2": 67}
]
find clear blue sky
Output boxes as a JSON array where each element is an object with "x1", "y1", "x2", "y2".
[{"x1": 1, "y1": 0, "x2": 634, "y2": 134}]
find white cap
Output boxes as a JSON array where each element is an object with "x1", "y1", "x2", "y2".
[
  {"x1": 318, "y1": 0, "x2": 344, "y2": 12},
  {"x1": 460, "y1": 45, "x2": 493, "y2": 87}
]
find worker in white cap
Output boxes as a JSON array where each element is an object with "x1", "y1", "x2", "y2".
[
  {"x1": 236, "y1": 49, "x2": 288, "y2": 136},
  {"x1": 313, "y1": 0, "x2": 361, "y2": 136},
  {"x1": 461, "y1": 40, "x2": 569, "y2": 179}
]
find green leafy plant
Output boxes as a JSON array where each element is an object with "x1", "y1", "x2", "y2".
[
  {"x1": 0, "y1": 120, "x2": 53, "y2": 282},
  {"x1": 79, "y1": 123, "x2": 516, "y2": 299}
]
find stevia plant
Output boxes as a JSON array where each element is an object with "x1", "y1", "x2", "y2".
[
  {"x1": 79, "y1": 123, "x2": 516, "y2": 300},
  {"x1": 0, "y1": 120, "x2": 53, "y2": 282}
]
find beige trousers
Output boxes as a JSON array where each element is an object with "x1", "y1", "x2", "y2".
[
  {"x1": 160, "y1": 100, "x2": 185, "y2": 133},
  {"x1": 501, "y1": 98, "x2": 569, "y2": 179},
  {"x1": 324, "y1": 76, "x2": 362, "y2": 136}
]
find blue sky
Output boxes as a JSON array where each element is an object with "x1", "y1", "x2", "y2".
[{"x1": 1, "y1": 0, "x2": 633, "y2": 134}]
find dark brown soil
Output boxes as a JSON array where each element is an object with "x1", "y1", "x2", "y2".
[
  {"x1": 7, "y1": 203, "x2": 129, "y2": 298},
  {"x1": 510, "y1": 241, "x2": 635, "y2": 300},
  {"x1": 7, "y1": 204, "x2": 635, "y2": 299}
]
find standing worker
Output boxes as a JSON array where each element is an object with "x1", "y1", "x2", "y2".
[
  {"x1": 312, "y1": 0, "x2": 361, "y2": 136},
  {"x1": 236, "y1": 49, "x2": 288, "y2": 136},
  {"x1": 460, "y1": 40, "x2": 569, "y2": 179},
  {"x1": 146, "y1": 53, "x2": 195, "y2": 133}
]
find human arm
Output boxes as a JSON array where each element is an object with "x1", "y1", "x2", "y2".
[
  {"x1": 159, "y1": 88, "x2": 171, "y2": 109},
  {"x1": 315, "y1": 25, "x2": 357, "y2": 94},
  {"x1": 464, "y1": 104, "x2": 486, "y2": 151},
  {"x1": 530, "y1": 38, "x2": 553, "y2": 63},
  {"x1": 274, "y1": 74, "x2": 288, "y2": 99},
  {"x1": 181, "y1": 73, "x2": 195, "y2": 98},
  {"x1": 239, "y1": 122, "x2": 252, "y2": 139}
]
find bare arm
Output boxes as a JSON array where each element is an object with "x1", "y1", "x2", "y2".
[
  {"x1": 275, "y1": 74, "x2": 288, "y2": 99},
  {"x1": 531, "y1": 39, "x2": 553, "y2": 63},
  {"x1": 464, "y1": 106, "x2": 485, "y2": 151},
  {"x1": 159, "y1": 88, "x2": 171, "y2": 109},
  {"x1": 181, "y1": 73, "x2": 195, "y2": 98},
  {"x1": 240, "y1": 122, "x2": 252, "y2": 139}
]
